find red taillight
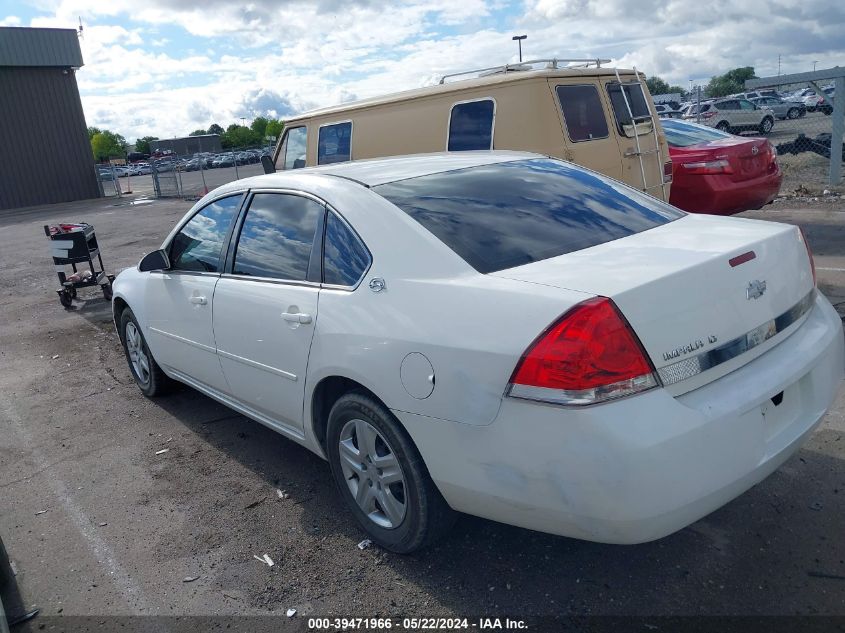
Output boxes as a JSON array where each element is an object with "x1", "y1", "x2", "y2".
[
  {"x1": 508, "y1": 297, "x2": 658, "y2": 406},
  {"x1": 682, "y1": 158, "x2": 733, "y2": 175},
  {"x1": 701, "y1": 111, "x2": 717, "y2": 119},
  {"x1": 799, "y1": 227, "x2": 817, "y2": 287}
]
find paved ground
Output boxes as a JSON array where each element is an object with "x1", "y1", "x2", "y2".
[{"x1": 0, "y1": 191, "x2": 844, "y2": 625}]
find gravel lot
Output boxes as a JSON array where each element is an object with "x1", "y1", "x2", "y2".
[{"x1": 1, "y1": 186, "x2": 844, "y2": 627}]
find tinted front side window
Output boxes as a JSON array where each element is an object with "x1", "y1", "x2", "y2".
[
  {"x1": 169, "y1": 195, "x2": 240, "y2": 272},
  {"x1": 606, "y1": 82, "x2": 652, "y2": 137},
  {"x1": 556, "y1": 85, "x2": 609, "y2": 142},
  {"x1": 233, "y1": 194, "x2": 322, "y2": 281},
  {"x1": 323, "y1": 212, "x2": 370, "y2": 286},
  {"x1": 318, "y1": 122, "x2": 352, "y2": 165},
  {"x1": 279, "y1": 127, "x2": 307, "y2": 170},
  {"x1": 375, "y1": 159, "x2": 683, "y2": 274},
  {"x1": 448, "y1": 100, "x2": 494, "y2": 151}
]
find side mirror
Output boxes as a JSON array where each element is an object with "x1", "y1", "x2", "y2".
[
  {"x1": 139, "y1": 249, "x2": 170, "y2": 272},
  {"x1": 261, "y1": 155, "x2": 276, "y2": 174}
]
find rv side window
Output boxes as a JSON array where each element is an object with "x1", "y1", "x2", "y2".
[
  {"x1": 448, "y1": 99, "x2": 495, "y2": 151},
  {"x1": 278, "y1": 127, "x2": 307, "y2": 170},
  {"x1": 606, "y1": 82, "x2": 653, "y2": 138},
  {"x1": 318, "y1": 122, "x2": 352, "y2": 165},
  {"x1": 555, "y1": 85, "x2": 609, "y2": 142}
]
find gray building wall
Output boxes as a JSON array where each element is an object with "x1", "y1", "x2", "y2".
[
  {"x1": 0, "y1": 27, "x2": 100, "y2": 211},
  {"x1": 152, "y1": 135, "x2": 222, "y2": 157}
]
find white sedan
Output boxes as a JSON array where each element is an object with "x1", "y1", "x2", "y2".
[{"x1": 112, "y1": 152, "x2": 844, "y2": 553}]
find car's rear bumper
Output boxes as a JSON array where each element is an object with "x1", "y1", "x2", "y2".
[
  {"x1": 396, "y1": 293, "x2": 844, "y2": 543},
  {"x1": 670, "y1": 168, "x2": 782, "y2": 215}
]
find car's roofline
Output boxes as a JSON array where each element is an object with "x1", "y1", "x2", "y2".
[{"x1": 208, "y1": 151, "x2": 543, "y2": 194}]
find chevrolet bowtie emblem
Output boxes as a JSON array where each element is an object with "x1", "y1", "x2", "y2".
[{"x1": 746, "y1": 279, "x2": 767, "y2": 300}]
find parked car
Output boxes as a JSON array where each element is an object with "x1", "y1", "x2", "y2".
[
  {"x1": 683, "y1": 98, "x2": 775, "y2": 135},
  {"x1": 661, "y1": 119, "x2": 782, "y2": 215},
  {"x1": 749, "y1": 96, "x2": 805, "y2": 120},
  {"x1": 112, "y1": 152, "x2": 843, "y2": 553},
  {"x1": 785, "y1": 88, "x2": 815, "y2": 102},
  {"x1": 804, "y1": 88, "x2": 834, "y2": 114},
  {"x1": 654, "y1": 103, "x2": 683, "y2": 118}
]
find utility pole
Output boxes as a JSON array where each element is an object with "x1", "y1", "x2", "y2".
[
  {"x1": 512, "y1": 35, "x2": 527, "y2": 63},
  {"x1": 813, "y1": 60, "x2": 818, "y2": 72},
  {"x1": 777, "y1": 54, "x2": 781, "y2": 76}
]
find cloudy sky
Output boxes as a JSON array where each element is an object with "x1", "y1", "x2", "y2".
[{"x1": 2, "y1": 0, "x2": 843, "y2": 142}]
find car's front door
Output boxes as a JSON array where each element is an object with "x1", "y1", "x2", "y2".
[
  {"x1": 143, "y1": 194, "x2": 242, "y2": 393},
  {"x1": 212, "y1": 191, "x2": 323, "y2": 433}
]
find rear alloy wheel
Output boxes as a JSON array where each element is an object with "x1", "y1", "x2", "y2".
[
  {"x1": 326, "y1": 392, "x2": 455, "y2": 553},
  {"x1": 787, "y1": 107, "x2": 799, "y2": 119},
  {"x1": 120, "y1": 308, "x2": 172, "y2": 397},
  {"x1": 759, "y1": 117, "x2": 773, "y2": 134},
  {"x1": 716, "y1": 121, "x2": 731, "y2": 132}
]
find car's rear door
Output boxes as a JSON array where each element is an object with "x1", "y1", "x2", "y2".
[{"x1": 212, "y1": 191, "x2": 323, "y2": 433}]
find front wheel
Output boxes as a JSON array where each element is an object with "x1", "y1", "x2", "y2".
[
  {"x1": 759, "y1": 117, "x2": 774, "y2": 134},
  {"x1": 787, "y1": 108, "x2": 799, "y2": 119},
  {"x1": 326, "y1": 392, "x2": 455, "y2": 553},
  {"x1": 119, "y1": 308, "x2": 172, "y2": 397}
]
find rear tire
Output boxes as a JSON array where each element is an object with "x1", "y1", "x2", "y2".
[
  {"x1": 119, "y1": 307, "x2": 172, "y2": 397},
  {"x1": 716, "y1": 121, "x2": 731, "y2": 133},
  {"x1": 787, "y1": 108, "x2": 799, "y2": 119},
  {"x1": 759, "y1": 117, "x2": 774, "y2": 134},
  {"x1": 326, "y1": 392, "x2": 456, "y2": 553}
]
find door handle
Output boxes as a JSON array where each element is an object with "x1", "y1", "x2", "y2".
[
  {"x1": 190, "y1": 295, "x2": 207, "y2": 305},
  {"x1": 282, "y1": 312, "x2": 312, "y2": 324}
]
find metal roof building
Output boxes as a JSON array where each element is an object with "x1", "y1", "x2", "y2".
[{"x1": 0, "y1": 27, "x2": 100, "y2": 211}]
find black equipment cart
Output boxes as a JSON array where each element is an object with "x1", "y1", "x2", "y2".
[{"x1": 44, "y1": 223, "x2": 115, "y2": 308}]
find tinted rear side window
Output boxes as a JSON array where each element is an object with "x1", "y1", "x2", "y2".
[
  {"x1": 375, "y1": 159, "x2": 683, "y2": 274},
  {"x1": 556, "y1": 85, "x2": 609, "y2": 142},
  {"x1": 323, "y1": 212, "x2": 371, "y2": 286},
  {"x1": 448, "y1": 100, "x2": 495, "y2": 151}
]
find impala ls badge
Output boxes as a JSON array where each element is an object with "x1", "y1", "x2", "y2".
[{"x1": 746, "y1": 279, "x2": 767, "y2": 300}]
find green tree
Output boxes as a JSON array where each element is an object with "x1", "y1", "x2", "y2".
[
  {"x1": 220, "y1": 124, "x2": 259, "y2": 149},
  {"x1": 250, "y1": 116, "x2": 269, "y2": 139},
  {"x1": 265, "y1": 119, "x2": 284, "y2": 140},
  {"x1": 87, "y1": 126, "x2": 102, "y2": 140},
  {"x1": 207, "y1": 123, "x2": 224, "y2": 135},
  {"x1": 189, "y1": 128, "x2": 207, "y2": 136},
  {"x1": 645, "y1": 76, "x2": 687, "y2": 96},
  {"x1": 134, "y1": 136, "x2": 159, "y2": 155},
  {"x1": 90, "y1": 130, "x2": 128, "y2": 162},
  {"x1": 705, "y1": 67, "x2": 757, "y2": 98}
]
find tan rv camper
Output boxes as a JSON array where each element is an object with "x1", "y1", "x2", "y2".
[{"x1": 273, "y1": 59, "x2": 672, "y2": 201}]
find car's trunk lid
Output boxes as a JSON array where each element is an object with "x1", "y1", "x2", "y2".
[{"x1": 491, "y1": 214, "x2": 815, "y2": 395}]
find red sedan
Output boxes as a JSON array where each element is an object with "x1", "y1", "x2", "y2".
[{"x1": 662, "y1": 118, "x2": 782, "y2": 215}]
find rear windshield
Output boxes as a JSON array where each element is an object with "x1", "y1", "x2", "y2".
[
  {"x1": 660, "y1": 119, "x2": 732, "y2": 147},
  {"x1": 374, "y1": 158, "x2": 683, "y2": 274}
]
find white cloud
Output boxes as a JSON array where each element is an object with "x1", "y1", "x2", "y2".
[
  {"x1": 0, "y1": 15, "x2": 21, "y2": 26},
  {"x1": 25, "y1": 0, "x2": 843, "y2": 140}
]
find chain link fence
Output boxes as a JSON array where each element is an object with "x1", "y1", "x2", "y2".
[
  {"x1": 741, "y1": 75, "x2": 844, "y2": 196},
  {"x1": 142, "y1": 145, "x2": 273, "y2": 201}
]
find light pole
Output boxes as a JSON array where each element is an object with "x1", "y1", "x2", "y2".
[
  {"x1": 512, "y1": 35, "x2": 527, "y2": 63},
  {"x1": 813, "y1": 61, "x2": 818, "y2": 72}
]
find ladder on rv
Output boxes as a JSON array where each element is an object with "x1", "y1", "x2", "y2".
[{"x1": 613, "y1": 66, "x2": 668, "y2": 200}]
